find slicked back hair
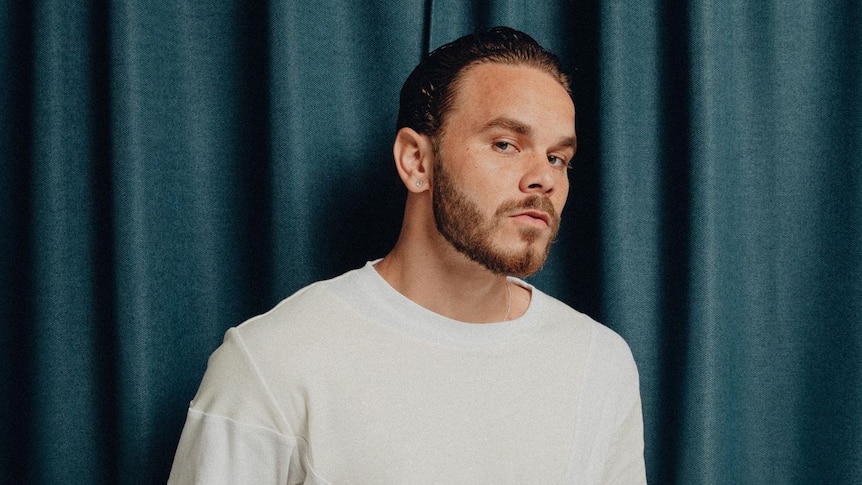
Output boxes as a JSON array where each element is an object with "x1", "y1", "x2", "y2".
[{"x1": 396, "y1": 27, "x2": 571, "y2": 138}]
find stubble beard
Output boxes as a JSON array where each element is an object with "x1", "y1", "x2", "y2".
[{"x1": 431, "y1": 155, "x2": 561, "y2": 278}]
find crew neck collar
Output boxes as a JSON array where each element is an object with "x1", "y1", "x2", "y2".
[{"x1": 328, "y1": 261, "x2": 545, "y2": 346}]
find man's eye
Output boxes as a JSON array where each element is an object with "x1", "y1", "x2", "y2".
[
  {"x1": 494, "y1": 141, "x2": 513, "y2": 152},
  {"x1": 548, "y1": 155, "x2": 568, "y2": 167}
]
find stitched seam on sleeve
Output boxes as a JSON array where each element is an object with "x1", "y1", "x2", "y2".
[
  {"x1": 187, "y1": 408, "x2": 299, "y2": 446},
  {"x1": 230, "y1": 328, "x2": 296, "y2": 438}
]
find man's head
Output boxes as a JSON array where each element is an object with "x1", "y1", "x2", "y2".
[
  {"x1": 397, "y1": 26, "x2": 571, "y2": 138},
  {"x1": 394, "y1": 28, "x2": 576, "y2": 278}
]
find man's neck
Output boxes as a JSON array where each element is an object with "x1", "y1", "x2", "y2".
[{"x1": 374, "y1": 240, "x2": 530, "y2": 323}]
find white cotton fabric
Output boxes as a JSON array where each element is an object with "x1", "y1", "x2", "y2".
[{"x1": 169, "y1": 262, "x2": 646, "y2": 484}]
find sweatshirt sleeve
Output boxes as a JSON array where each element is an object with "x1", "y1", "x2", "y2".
[
  {"x1": 167, "y1": 328, "x2": 307, "y2": 484},
  {"x1": 600, "y1": 374, "x2": 647, "y2": 484},
  {"x1": 599, "y1": 336, "x2": 647, "y2": 485}
]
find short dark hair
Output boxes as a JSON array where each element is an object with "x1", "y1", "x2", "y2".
[{"x1": 396, "y1": 26, "x2": 571, "y2": 137}]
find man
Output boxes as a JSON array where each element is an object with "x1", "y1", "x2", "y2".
[{"x1": 169, "y1": 27, "x2": 646, "y2": 484}]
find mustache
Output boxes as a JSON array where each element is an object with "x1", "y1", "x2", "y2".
[{"x1": 495, "y1": 196, "x2": 559, "y2": 223}]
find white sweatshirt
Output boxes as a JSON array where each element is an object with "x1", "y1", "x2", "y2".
[{"x1": 169, "y1": 262, "x2": 646, "y2": 484}]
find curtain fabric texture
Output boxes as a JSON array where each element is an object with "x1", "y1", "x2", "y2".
[{"x1": 2, "y1": 1, "x2": 859, "y2": 483}]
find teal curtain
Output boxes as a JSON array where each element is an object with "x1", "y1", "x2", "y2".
[{"x1": 2, "y1": 1, "x2": 859, "y2": 483}]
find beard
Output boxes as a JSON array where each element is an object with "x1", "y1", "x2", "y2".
[{"x1": 431, "y1": 155, "x2": 561, "y2": 278}]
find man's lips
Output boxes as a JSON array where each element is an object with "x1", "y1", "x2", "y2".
[
  {"x1": 497, "y1": 195, "x2": 558, "y2": 230},
  {"x1": 511, "y1": 210, "x2": 551, "y2": 227}
]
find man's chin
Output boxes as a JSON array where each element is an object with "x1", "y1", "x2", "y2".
[{"x1": 479, "y1": 246, "x2": 550, "y2": 279}]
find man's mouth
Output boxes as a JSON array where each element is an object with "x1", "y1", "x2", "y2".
[{"x1": 511, "y1": 210, "x2": 551, "y2": 228}]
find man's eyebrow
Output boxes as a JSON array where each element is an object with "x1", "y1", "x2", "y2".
[
  {"x1": 483, "y1": 117, "x2": 577, "y2": 150},
  {"x1": 556, "y1": 135, "x2": 578, "y2": 150},
  {"x1": 483, "y1": 117, "x2": 533, "y2": 136}
]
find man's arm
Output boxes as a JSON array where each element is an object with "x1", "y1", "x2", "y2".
[{"x1": 168, "y1": 328, "x2": 306, "y2": 484}]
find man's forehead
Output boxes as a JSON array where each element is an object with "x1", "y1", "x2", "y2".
[{"x1": 452, "y1": 64, "x2": 572, "y2": 110}]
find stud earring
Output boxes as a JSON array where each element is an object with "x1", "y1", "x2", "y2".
[{"x1": 415, "y1": 180, "x2": 423, "y2": 187}]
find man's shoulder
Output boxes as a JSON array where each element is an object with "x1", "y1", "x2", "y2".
[
  {"x1": 533, "y1": 288, "x2": 636, "y2": 366},
  {"x1": 232, "y1": 265, "x2": 369, "y2": 344}
]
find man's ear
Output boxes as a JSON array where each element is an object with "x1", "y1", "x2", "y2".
[{"x1": 393, "y1": 127, "x2": 433, "y2": 193}]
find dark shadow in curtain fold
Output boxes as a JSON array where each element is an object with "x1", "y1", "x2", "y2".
[
  {"x1": 421, "y1": 0, "x2": 434, "y2": 57},
  {"x1": 472, "y1": 0, "x2": 492, "y2": 31},
  {"x1": 798, "y1": 1, "x2": 862, "y2": 481},
  {"x1": 235, "y1": 0, "x2": 275, "y2": 314},
  {"x1": 559, "y1": 0, "x2": 604, "y2": 320},
  {"x1": 655, "y1": 1, "x2": 693, "y2": 483},
  {"x1": 90, "y1": 1, "x2": 121, "y2": 483},
  {"x1": 2, "y1": 3, "x2": 37, "y2": 483}
]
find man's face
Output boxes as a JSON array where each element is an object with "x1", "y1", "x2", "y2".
[{"x1": 430, "y1": 62, "x2": 576, "y2": 278}]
